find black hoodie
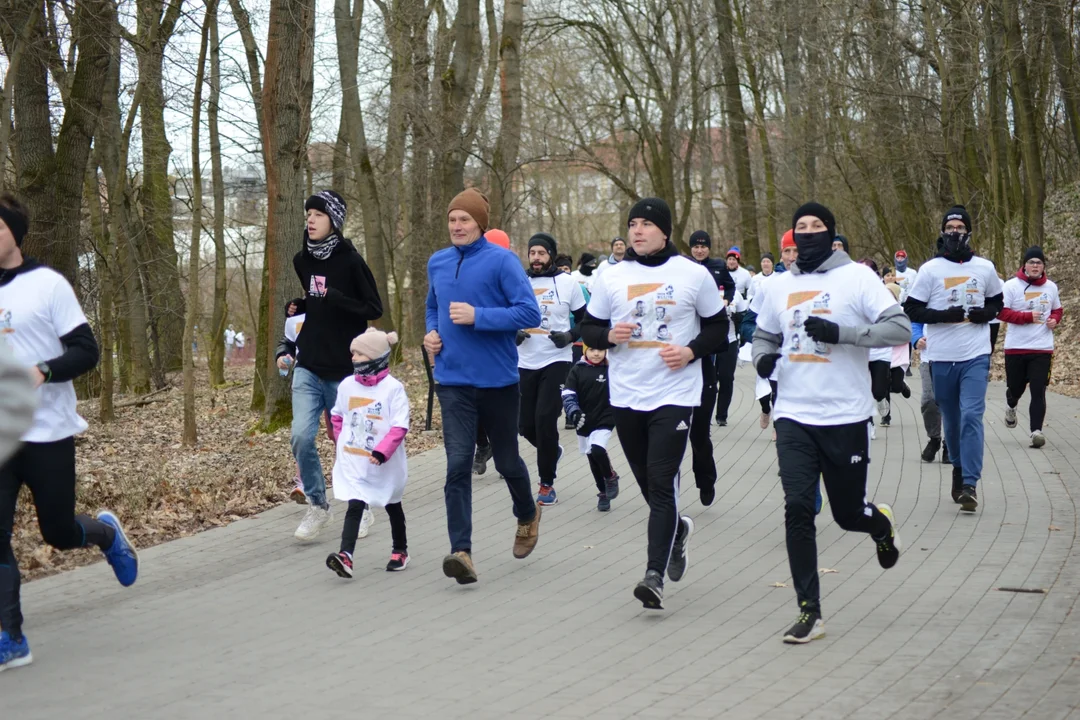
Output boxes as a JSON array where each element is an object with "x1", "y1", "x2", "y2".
[{"x1": 287, "y1": 236, "x2": 383, "y2": 379}]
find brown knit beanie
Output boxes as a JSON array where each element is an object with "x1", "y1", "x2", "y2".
[
  {"x1": 447, "y1": 188, "x2": 490, "y2": 232},
  {"x1": 350, "y1": 327, "x2": 399, "y2": 360}
]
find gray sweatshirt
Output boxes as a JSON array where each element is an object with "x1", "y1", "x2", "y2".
[
  {"x1": 752, "y1": 251, "x2": 911, "y2": 367},
  {"x1": 0, "y1": 341, "x2": 37, "y2": 465}
]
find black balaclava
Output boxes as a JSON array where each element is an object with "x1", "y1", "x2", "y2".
[
  {"x1": 577, "y1": 252, "x2": 597, "y2": 276},
  {"x1": 940, "y1": 205, "x2": 973, "y2": 262},
  {"x1": 527, "y1": 232, "x2": 559, "y2": 277},
  {"x1": 792, "y1": 202, "x2": 837, "y2": 273}
]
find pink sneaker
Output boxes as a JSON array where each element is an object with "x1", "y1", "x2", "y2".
[
  {"x1": 326, "y1": 552, "x2": 353, "y2": 578},
  {"x1": 290, "y1": 476, "x2": 307, "y2": 505},
  {"x1": 386, "y1": 551, "x2": 410, "y2": 572}
]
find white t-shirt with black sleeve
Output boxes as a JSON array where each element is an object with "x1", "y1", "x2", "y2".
[
  {"x1": 905, "y1": 256, "x2": 1004, "y2": 362},
  {"x1": 730, "y1": 266, "x2": 752, "y2": 298},
  {"x1": 756, "y1": 262, "x2": 899, "y2": 426},
  {"x1": 586, "y1": 256, "x2": 725, "y2": 411},
  {"x1": 518, "y1": 273, "x2": 586, "y2": 370},
  {"x1": 0, "y1": 266, "x2": 90, "y2": 442},
  {"x1": 1002, "y1": 276, "x2": 1061, "y2": 352}
]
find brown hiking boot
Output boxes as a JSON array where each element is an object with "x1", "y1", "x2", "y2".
[
  {"x1": 512, "y1": 502, "x2": 542, "y2": 558},
  {"x1": 442, "y1": 551, "x2": 478, "y2": 584}
]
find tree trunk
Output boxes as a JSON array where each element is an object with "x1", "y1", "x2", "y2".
[
  {"x1": 85, "y1": 164, "x2": 114, "y2": 422},
  {"x1": 208, "y1": 5, "x2": 227, "y2": 386},
  {"x1": 488, "y1": 0, "x2": 523, "y2": 234},
  {"x1": 1046, "y1": 0, "x2": 1080, "y2": 163},
  {"x1": 258, "y1": 0, "x2": 316, "y2": 428},
  {"x1": 406, "y1": 0, "x2": 434, "y2": 343},
  {"x1": 714, "y1": 0, "x2": 759, "y2": 262},
  {"x1": 184, "y1": 0, "x2": 214, "y2": 446}
]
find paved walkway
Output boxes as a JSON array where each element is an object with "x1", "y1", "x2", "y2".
[{"x1": 5, "y1": 367, "x2": 1080, "y2": 718}]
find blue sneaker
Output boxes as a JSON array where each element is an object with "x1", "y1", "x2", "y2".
[
  {"x1": 96, "y1": 510, "x2": 139, "y2": 587},
  {"x1": 815, "y1": 485, "x2": 823, "y2": 515},
  {"x1": 0, "y1": 631, "x2": 32, "y2": 673},
  {"x1": 537, "y1": 484, "x2": 558, "y2": 506}
]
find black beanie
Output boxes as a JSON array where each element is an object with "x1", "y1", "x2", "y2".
[
  {"x1": 688, "y1": 230, "x2": 711, "y2": 248},
  {"x1": 577, "y1": 252, "x2": 597, "y2": 267},
  {"x1": 761, "y1": 252, "x2": 774, "y2": 262},
  {"x1": 792, "y1": 202, "x2": 836, "y2": 239},
  {"x1": 1023, "y1": 246, "x2": 1045, "y2": 264},
  {"x1": 305, "y1": 190, "x2": 347, "y2": 232},
  {"x1": 941, "y1": 205, "x2": 972, "y2": 233},
  {"x1": 834, "y1": 234, "x2": 850, "y2": 254},
  {"x1": 0, "y1": 195, "x2": 29, "y2": 248},
  {"x1": 627, "y1": 197, "x2": 672, "y2": 239},
  {"x1": 528, "y1": 232, "x2": 558, "y2": 257}
]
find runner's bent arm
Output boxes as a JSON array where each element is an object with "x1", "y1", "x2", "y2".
[{"x1": 45, "y1": 324, "x2": 99, "y2": 383}]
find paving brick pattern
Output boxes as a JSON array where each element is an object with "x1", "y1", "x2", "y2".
[{"x1": 5, "y1": 366, "x2": 1080, "y2": 718}]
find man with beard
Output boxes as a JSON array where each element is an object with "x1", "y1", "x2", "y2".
[{"x1": 516, "y1": 233, "x2": 586, "y2": 505}]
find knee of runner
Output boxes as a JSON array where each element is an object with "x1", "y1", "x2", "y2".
[
  {"x1": 40, "y1": 522, "x2": 81, "y2": 550},
  {"x1": 784, "y1": 493, "x2": 815, "y2": 518},
  {"x1": 589, "y1": 444, "x2": 607, "y2": 457},
  {"x1": 831, "y1": 508, "x2": 865, "y2": 532}
]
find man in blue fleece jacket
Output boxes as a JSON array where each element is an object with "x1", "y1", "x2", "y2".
[{"x1": 424, "y1": 188, "x2": 543, "y2": 586}]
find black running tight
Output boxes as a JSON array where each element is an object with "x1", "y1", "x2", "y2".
[{"x1": 340, "y1": 499, "x2": 407, "y2": 556}]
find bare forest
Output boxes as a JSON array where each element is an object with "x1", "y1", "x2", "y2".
[{"x1": 2, "y1": 0, "x2": 1080, "y2": 440}]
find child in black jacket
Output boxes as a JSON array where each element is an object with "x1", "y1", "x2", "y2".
[{"x1": 562, "y1": 346, "x2": 621, "y2": 511}]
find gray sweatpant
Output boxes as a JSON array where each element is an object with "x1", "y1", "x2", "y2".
[{"x1": 920, "y1": 361, "x2": 941, "y2": 440}]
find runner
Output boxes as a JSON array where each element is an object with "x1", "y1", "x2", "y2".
[
  {"x1": 562, "y1": 345, "x2": 621, "y2": 510},
  {"x1": 594, "y1": 237, "x2": 626, "y2": 279},
  {"x1": 277, "y1": 190, "x2": 384, "y2": 541},
  {"x1": 580, "y1": 197, "x2": 728, "y2": 609},
  {"x1": 517, "y1": 233, "x2": 586, "y2": 505},
  {"x1": 753, "y1": 201, "x2": 906, "y2": 643},
  {"x1": 747, "y1": 252, "x2": 775, "y2": 302},
  {"x1": 686, "y1": 230, "x2": 735, "y2": 502},
  {"x1": 569, "y1": 252, "x2": 597, "y2": 369},
  {"x1": 470, "y1": 229, "x2": 512, "y2": 476},
  {"x1": 912, "y1": 320, "x2": 948, "y2": 463},
  {"x1": 999, "y1": 246, "x2": 1062, "y2": 448},
  {"x1": 0, "y1": 194, "x2": 139, "y2": 672},
  {"x1": 904, "y1": 205, "x2": 1003, "y2": 511},
  {"x1": 726, "y1": 247, "x2": 752, "y2": 298},
  {"x1": 425, "y1": 188, "x2": 542, "y2": 585},
  {"x1": 224, "y1": 324, "x2": 235, "y2": 361},
  {"x1": 893, "y1": 249, "x2": 918, "y2": 302}
]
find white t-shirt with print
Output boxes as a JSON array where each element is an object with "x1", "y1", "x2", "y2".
[
  {"x1": 0, "y1": 266, "x2": 90, "y2": 442},
  {"x1": 518, "y1": 273, "x2": 586, "y2": 370},
  {"x1": 747, "y1": 271, "x2": 775, "y2": 300},
  {"x1": 587, "y1": 256, "x2": 725, "y2": 411},
  {"x1": 894, "y1": 267, "x2": 918, "y2": 302},
  {"x1": 1002, "y1": 276, "x2": 1061, "y2": 352},
  {"x1": 906, "y1": 256, "x2": 1004, "y2": 362},
  {"x1": 730, "y1": 265, "x2": 752, "y2": 297},
  {"x1": 330, "y1": 374, "x2": 410, "y2": 506},
  {"x1": 728, "y1": 292, "x2": 748, "y2": 343},
  {"x1": 285, "y1": 314, "x2": 305, "y2": 358},
  {"x1": 756, "y1": 262, "x2": 899, "y2": 426}
]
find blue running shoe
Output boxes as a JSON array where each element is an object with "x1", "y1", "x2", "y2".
[
  {"x1": 815, "y1": 485, "x2": 823, "y2": 515},
  {"x1": 537, "y1": 484, "x2": 558, "y2": 506},
  {"x1": 0, "y1": 631, "x2": 32, "y2": 673},
  {"x1": 96, "y1": 510, "x2": 139, "y2": 587}
]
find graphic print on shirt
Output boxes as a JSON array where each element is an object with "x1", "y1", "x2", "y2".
[
  {"x1": 785, "y1": 290, "x2": 832, "y2": 362},
  {"x1": 1025, "y1": 291, "x2": 1051, "y2": 322},
  {"x1": 309, "y1": 274, "x2": 327, "y2": 297},
  {"x1": 942, "y1": 275, "x2": 984, "y2": 314},
  {"x1": 0, "y1": 309, "x2": 12, "y2": 341},
  {"x1": 527, "y1": 287, "x2": 555, "y2": 335},
  {"x1": 344, "y1": 396, "x2": 383, "y2": 456},
  {"x1": 625, "y1": 283, "x2": 677, "y2": 348}
]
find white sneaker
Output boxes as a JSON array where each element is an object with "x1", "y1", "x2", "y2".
[
  {"x1": 876, "y1": 399, "x2": 890, "y2": 418},
  {"x1": 294, "y1": 505, "x2": 331, "y2": 541},
  {"x1": 870, "y1": 423, "x2": 878, "y2": 440},
  {"x1": 1031, "y1": 430, "x2": 1046, "y2": 448},
  {"x1": 358, "y1": 508, "x2": 374, "y2": 538},
  {"x1": 1005, "y1": 407, "x2": 1017, "y2": 428}
]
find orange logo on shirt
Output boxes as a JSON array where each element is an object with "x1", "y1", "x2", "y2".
[
  {"x1": 533, "y1": 288, "x2": 548, "y2": 296},
  {"x1": 788, "y1": 353, "x2": 831, "y2": 363},
  {"x1": 348, "y1": 397, "x2": 374, "y2": 411},
  {"x1": 786, "y1": 291, "x2": 821, "y2": 309},
  {"x1": 943, "y1": 277, "x2": 969, "y2": 289},
  {"x1": 1024, "y1": 291, "x2": 1043, "y2": 301},
  {"x1": 627, "y1": 283, "x2": 665, "y2": 301}
]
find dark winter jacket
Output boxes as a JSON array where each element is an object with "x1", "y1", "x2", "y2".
[
  {"x1": 282, "y1": 237, "x2": 383, "y2": 380},
  {"x1": 562, "y1": 358, "x2": 615, "y2": 435}
]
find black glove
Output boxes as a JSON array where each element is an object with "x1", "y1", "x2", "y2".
[
  {"x1": 966, "y1": 306, "x2": 997, "y2": 324},
  {"x1": 567, "y1": 408, "x2": 582, "y2": 427},
  {"x1": 515, "y1": 330, "x2": 529, "y2": 346},
  {"x1": 803, "y1": 316, "x2": 841, "y2": 344},
  {"x1": 934, "y1": 306, "x2": 967, "y2": 324},
  {"x1": 548, "y1": 331, "x2": 573, "y2": 349},
  {"x1": 756, "y1": 352, "x2": 781, "y2": 379}
]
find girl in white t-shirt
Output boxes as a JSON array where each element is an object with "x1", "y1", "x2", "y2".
[{"x1": 325, "y1": 328, "x2": 411, "y2": 578}]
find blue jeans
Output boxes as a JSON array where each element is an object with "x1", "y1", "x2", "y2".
[
  {"x1": 436, "y1": 383, "x2": 536, "y2": 554},
  {"x1": 291, "y1": 367, "x2": 345, "y2": 507},
  {"x1": 931, "y1": 354, "x2": 990, "y2": 487}
]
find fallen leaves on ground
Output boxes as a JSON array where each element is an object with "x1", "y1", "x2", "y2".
[{"x1": 13, "y1": 349, "x2": 444, "y2": 581}]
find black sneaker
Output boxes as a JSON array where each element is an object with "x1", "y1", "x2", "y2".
[
  {"x1": 667, "y1": 517, "x2": 694, "y2": 582},
  {"x1": 565, "y1": 417, "x2": 575, "y2": 430},
  {"x1": 716, "y1": 417, "x2": 727, "y2": 427},
  {"x1": 951, "y1": 467, "x2": 963, "y2": 503},
  {"x1": 597, "y1": 493, "x2": 610, "y2": 512},
  {"x1": 901, "y1": 382, "x2": 911, "y2": 399},
  {"x1": 782, "y1": 603, "x2": 825, "y2": 644},
  {"x1": 633, "y1": 570, "x2": 664, "y2": 609},
  {"x1": 941, "y1": 442, "x2": 951, "y2": 464},
  {"x1": 881, "y1": 413, "x2": 891, "y2": 427},
  {"x1": 922, "y1": 437, "x2": 941, "y2": 463},
  {"x1": 606, "y1": 473, "x2": 620, "y2": 500},
  {"x1": 874, "y1": 504, "x2": 902, "y2": 568},
  {"x1": 472, "y1": 444, "x2": 492, "y2": 476},
  {"x1": 959, "y1": 484, "x2": 978, "y2": 512},
  {"x1": 700, "y1": 484, "x2": 716, "y2": 507}
]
